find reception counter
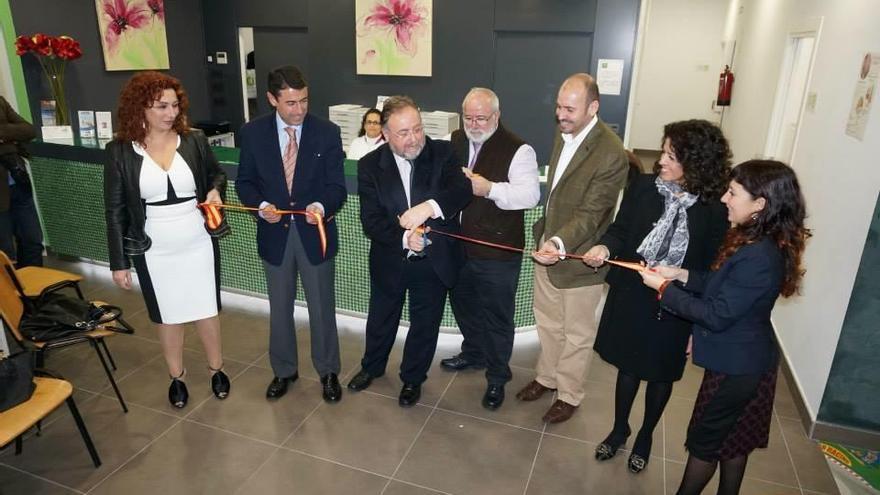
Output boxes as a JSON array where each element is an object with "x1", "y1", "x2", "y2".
[{"x1": 27, "y1": 138, "x2": 542, "y2": 330}]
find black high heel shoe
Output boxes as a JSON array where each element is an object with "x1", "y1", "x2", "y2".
[
  {"x1": 210, "y1": 365, "x2": 230, "y2": 399},
  {"x1": 595, "y1": 427, "x2": 631, "y2": 461},
  {"x1": 168, "y1": 369, "x2": 188, "y2": 409}
]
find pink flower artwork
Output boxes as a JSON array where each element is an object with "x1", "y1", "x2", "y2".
[
  {"x1": 95, "y1": 0, "x2": 169, "y2": 70},
  {"x1": 101, "y1": 0, "x2": 150, "y2": 53},
  {"x1": 356, "y1": 0, "x2": 432, "y2": 77}
]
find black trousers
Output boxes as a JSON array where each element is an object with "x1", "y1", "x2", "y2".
[
  {"x1": 0, "y1": 182, "x2": 43, "y2": 267},
  {"x1": 450, "y1": 256, "x2": 521, "y2": 385},
  {"x1": 361, "y1": 258, "x2": 448, "y2": 385}
]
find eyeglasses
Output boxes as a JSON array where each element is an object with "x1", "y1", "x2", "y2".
[
  {"x1": 392, "y1": 126, "x2": 424, "y2": 139},
  {"x1": 463, "y1": 115, "x2": 493, "y2": 125},
  {"x1": 365, "y1": 120, "x2": 381, "y2": 126}
]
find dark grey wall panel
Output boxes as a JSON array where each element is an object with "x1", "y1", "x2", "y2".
[
  {"x1": 495, "y1": 0, "x2": 597, "y2": 32},
  {"x1": 590, "y1": 0, "x2": 640, "y2": 135},
  {"x1": 232, "y1": 0, "x2": 308, "y2": 28},
  {"x1": 817, "y1": 193, "x2": 880, "y2": 432},
  {"x1": 252, "y1": 28, "x2": 309, "y2": 117},
  {"x1": 493, "y1": 32, "x2": 593, "y2": 162},
  {"x1": 202, "y1": 0, "x2": 244, "y2": 127},
  {"x1": 11, "y1": 0, "x2": 210, "y2": 127},
  {"x1": 199, "y1": 0, "x2": 639, "y2": 160}
]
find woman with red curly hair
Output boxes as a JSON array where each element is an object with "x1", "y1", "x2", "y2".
[
  {"x1": 104, "y1": 71, "x2": 230, "y2": 409},
  {"x1": 640, "y1": 160, "x2": 809, "y2": 495}
]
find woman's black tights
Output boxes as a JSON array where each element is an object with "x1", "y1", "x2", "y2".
[
  {"x1": 676, "y1": 454, "x2": 748, "y2": 495},
  {"x1": 609, "y1": 370, "x2": 674, "y2": 454}
]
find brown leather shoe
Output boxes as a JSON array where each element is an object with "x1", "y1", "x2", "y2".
[
  {"x1": 515, "y1": 380, "x2": 555, "y2": 401},
  {"x1": 542, "y1": 399, "x2": 578, "y2": 423}
]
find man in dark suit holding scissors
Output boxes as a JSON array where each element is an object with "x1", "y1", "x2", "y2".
[{"x1": 347, "y1": 95, "x2": 471, "y2": 407}]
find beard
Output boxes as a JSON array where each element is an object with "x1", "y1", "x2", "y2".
[{"x1": 464, "y1": 123, "x2": 497, "y2": 144}]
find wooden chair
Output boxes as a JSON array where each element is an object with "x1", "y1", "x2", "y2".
[
  {"x1": 0, "y1": 250, "x2": 84, "y2": 299},
  {"x1": 0, "y1": 259, "x2": 132, "y2": 413},
  {"x1": 0, "y1": 372, "x2": 101, "y2": 467}
]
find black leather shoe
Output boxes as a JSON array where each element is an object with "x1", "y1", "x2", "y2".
[
  {"x1": 211, "y1": 369, "x2": 230, "y2": 399},
  {"x1": 265, "y1": 373, "x2": 298, "y2": 400},
  {"x1": 168, "y1": 378, "x2": 188, "y2": 409},
  {"x1": 440, "y1": 354, "x2": 486, "y2": 371},
  {"x1": 482, "y1": 384, "x2": 505, "y2": 410},
  {"x1": 347, "y1": 369, "x2": 380, "y2": 391},
  {"x1": 398, "y1": 383, "x2": 421, "y2": 407},
  {"x1": 321, "y1": 373, "x2": 342, "y2": 402}
]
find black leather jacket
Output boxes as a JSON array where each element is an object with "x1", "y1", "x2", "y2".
[{"x1": 104, "y1": 130, "x2": 226, "y2": 270}]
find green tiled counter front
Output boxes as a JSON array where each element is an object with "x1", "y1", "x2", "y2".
[{"x1": 29, "y1": 154, "x2": 540, "y2": 329}]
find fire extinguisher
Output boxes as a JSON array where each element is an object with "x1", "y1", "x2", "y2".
[{"x1": 717, "y1": 65, "x2": 734, "y2": 106}]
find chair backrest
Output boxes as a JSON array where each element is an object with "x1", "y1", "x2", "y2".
[{"x1": 0, "y1": 251, "x2": 25, "y2": 341}]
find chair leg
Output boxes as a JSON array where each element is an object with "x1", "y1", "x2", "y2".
[
  {"x1": 90, "y1": 340, "x2": 128, "y2": 413},
  {"x1": 14, "y1": 435, "x2": 22, "y2": 455},
  {"x1": 66, "y1": 397, "x2": 101, "y2": 468},
  {"x1": 74, "y1": 282, "x2": 85, "y2": 300},
  {"x1": 99, "y1": 338, "x2": 117, "y2": 371},
  {"x1": 35, "y1": 349, "x2": 45, "y2": 368}
]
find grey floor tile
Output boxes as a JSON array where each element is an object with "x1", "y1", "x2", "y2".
[
  {"x1": 1, "y1": 395, "x2": 179, "y2": 492},
  {"x1": 774, "y1": 375, "x2": 801, "y2": 420},
  {"x1": 779, "y1": 417, "x2": 839, "y2": 493},
  {"x1": 527, "y1": 434, "x2": 665, "y2": 495},
  {"x1": 382, "y1": 480, "x2": 449, "y2": 494},
  {"x1": 112, "y1": 349, "x2": 246, "y2": 416},
  {"x1": 395, "y1": 410, "x2": 541, "y2": 495},
  {"x1": 0, "y1": 465, "x2": 77, "y2": 495},
  {"x1": 89, "y1": 421, "x2": 276, "y2": 495},
  {"x1": 285, "y1": 390, "x2": 430, "y2": 476},
  {"x1": 438, "y1": 368, "x2": 550, "y2": 431},
  {"x1": 663, "y1": 396, "x2": 696, "y2": 462},
  {"x1": 252, "y1": 340, "x2": 364, "y2": 381},
  {"x1": 181, "y1": 318, "x2": 270, "y2": 366},
  {"x1": 188, "y1": 366, "x2": 324, "y2": 444},
  {"x1": 335, "y1": 352, "x2": 454, "y2": 407},
  {"x1": 744, "y1": 418, "x2": 800, "y2": 486},
  {"x1": 665, "y1": 459, "x2": 802, "y2": 495},
  {"x1": 41, "y1": 334, "x2": 163, "y2": 396},
  {"x1": 234, "y1": 448, "x2": 388, "y2": 495},
  {"x1": 544, "y1": 379, "x2": 662, "y2": 452}
]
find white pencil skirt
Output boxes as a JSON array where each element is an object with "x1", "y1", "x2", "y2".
[{"x1": 132, "y1": 199, "x2": 220, "y2": 324}]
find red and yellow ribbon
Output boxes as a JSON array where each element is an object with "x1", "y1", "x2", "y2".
[
  {"x1": 199, "y1": 203, "x2": 330, "y2": 258},
  {"x1": 416, "y1": 227, "x2": 646, "y2": 272}
]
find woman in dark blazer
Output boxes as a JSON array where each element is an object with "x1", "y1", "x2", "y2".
[
  {"x1": 642, "y1": 160, "x2": 809, "y2": 495},
  {"x1": 583, "y1": 120, "x2": 731, "y2": 473}
]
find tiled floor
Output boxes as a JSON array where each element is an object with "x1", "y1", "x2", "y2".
[{"x1": 0, "y1": 258, "x2": 840, "y2": 494}]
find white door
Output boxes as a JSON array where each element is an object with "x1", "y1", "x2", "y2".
[{"x1": 765, "y1": 35, "x2": 817, "y2": 165}]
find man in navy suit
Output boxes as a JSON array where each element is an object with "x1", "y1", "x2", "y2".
[
  {"x1": 347, "y1": 95, "x2": 471, "y2": 407},
  {"x1": 236, "y1": 66, "x2": 346, "y2": 403}
]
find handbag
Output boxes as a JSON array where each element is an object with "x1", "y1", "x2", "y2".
[
  {"x1": 19, "y1": 292, "x2": 129, "y2": 342},
  {"x1": 0, "y1": 350, "x2": 36, "y2": 412}
]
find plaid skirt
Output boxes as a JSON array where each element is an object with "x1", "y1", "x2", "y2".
[{"x1": 685, "y1": 368, "x2": 777, "y2": 461}]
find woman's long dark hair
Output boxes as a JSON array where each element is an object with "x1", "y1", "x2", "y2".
[
  {"x1": 713, "y1": 160, "x2": 810, "y2": 297},
  {"x1": 357, "y1": 108, "x2": 382, "y2": 137},
  {"x1": 655, "y1": 119, "x2": 732, "y2": 200}
]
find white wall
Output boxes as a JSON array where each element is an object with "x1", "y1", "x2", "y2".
[
  {"x1": 627, "y1": 0, "x2": 728, "y2": 150},
  {"x1": 720, "y1": 0, "x2": 880, "y2": 420}
]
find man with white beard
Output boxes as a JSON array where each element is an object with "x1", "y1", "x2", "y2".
[{"x1": 440, "y1": 88, "x2": 540, "y2": 410}]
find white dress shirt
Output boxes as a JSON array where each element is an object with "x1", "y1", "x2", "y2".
[
  {"x1": 393, "y1": 152, "x2": 443, "y2": 251},
  {"x1": 259, "y1": 112, "x2": 322, "y2": 219},
  {"x1": 347, "y1": 135, "x2": 384, "y2": 160},
  {"x1": 469, "y1": 142, "x2": 540, "y2": 211},
  {"x1": 547, "y1": 115, "x2": 598, "y2": 255}
]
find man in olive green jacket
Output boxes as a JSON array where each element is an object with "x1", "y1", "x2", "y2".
[{"x1": 515, "y1": 73, "x2": 628, "y2": 424}]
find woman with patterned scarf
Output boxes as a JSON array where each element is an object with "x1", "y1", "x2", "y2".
[{"x1": 583, "y1": 120, "x2": 731, "y2": 474}]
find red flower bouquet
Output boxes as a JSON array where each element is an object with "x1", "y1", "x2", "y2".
[{"x1": 15, "y1": 33, "x2": 83, "y2": 126}]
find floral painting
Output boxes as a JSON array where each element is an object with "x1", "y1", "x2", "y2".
[
  {"x1": 95, "y1": 0, "x2": 169, "y2": 71},
  {"x1": 356, "y1": 0, "x2": 432, "y2": 77}
]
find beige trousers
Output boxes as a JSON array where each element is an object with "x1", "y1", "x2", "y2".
[{"x1": 533, "y1": 264, "x2": 604, "y2": 406}]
